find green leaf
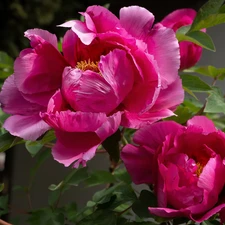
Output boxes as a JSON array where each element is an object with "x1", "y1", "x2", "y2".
[
  {"x1": 205, "y1": 87, "x2": 225, "y2": 113},
  {"x1": 0, "y1": 51, "x2": 13, "y2": 79},
  {"x1": 0, "y1": 183, "x2": 4, "y2": 192},
  {"x1": 190, "y1": 0, "x2": 225, "y2": 31},
  {"x1": 113, "y1": 167, "x2": 132, "y2": 184},
  {"x1": 27, "y1": 208, "x2": 65, "y2": 225},
  {"x1": 184, "y1": 65, "x2": 225, "y2": 80},
  {"x1": 48, "y1": 182, "x2": 63, "y2": 191},
  {"x1": 132, "y1": 190, "x2": 157, "y2": 218},
  {"x1": 164, "y1": 105, "x2": 193, "y2": 124},
  {"x1": 181, "y1": 74, "x2": 211, "y2": 92},
  {"x1": 85, "y1": 170, "x2": 116, "y2": 187},
  {"x1": 78, "y1": 210, "x2": 117, "y2": 225},
  {"x1": 63, "y1": 202, "x2": 77, "y2": 222},
  {"x1": 0, "y1": 195, "x2": 8, "y2": 217},
  {"x1": 124, "y1": 223, "x2": 158, "y2": 225},
  {"x1": 64, "y1": 167, "x2": 89, "y2": 186},
  {"x1": 0, "y1": 132, "x2": 23, "y2": 152},
  {"x1": 25, "y1": 141, "x2": 43, "y2": 157},
  {"x1": 176, "y1": 30, "x2": 215, "y2": 51},
  {"x1": 183, "y1": 98, "x2": 203, "y2": 113},
  {"x1": 102, "y1": 129, "x2": 121, "y2": 163}
]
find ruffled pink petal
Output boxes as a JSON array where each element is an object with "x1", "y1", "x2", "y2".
[
  {"x1": 121, "y1": 109, "x2": 176, "y2": 129},
  {"x1": 133, "y1": 121, "x2": 182, "y2": 149},
  {"x1": 149, "y1": 207, "x2": 190, "y2": 218},
  {"x1": 160, "y1": 9, "x2": 196, "y2": 31},
  {"x1": 191, "y1": 203, "x2": 225, "y2": 222},
  {"x1": 24, "y1": 29, "x2": 58, "y2": 49},
  {"x1": 95, "y1": 111, "x2": 121, "y2": 141},
  {"x1": 14, "y1": 40, "x2": 68, "y2": 95},
  {"x1": 122, "y1": 51, "x2": 160, "y2": 113},
  {"x1": 62, "y1": 67, "x2": 117, "y2": 114},
  {"x1": 98, "y1": 49, "x2": 134, "y2": 104},
  {"x1": 85, "y1": 5, "x2": 121, "y2": 33},
  {"x1": 187, "y1": 116, "x2": 216, "y2": 134},
  {"x1": 52, "y1": 131, "x2": 100, "y2": 167},
  {"x1": 121, "y1": 145, "x2": 155, "y2": 184},
  {"x1": 0, "y1": 75, "x2": 44, "y2": 115},
  {"x1": 150, "y1": 78, "x2": 184, "y2": 112},
  {"x1": 71, "y1": 20, "x2": 96, "y2": 45},
  {"x1": 120, "y1": 6, "x2": 154, "y2": 41},
  {"x1": 147, "y1": 23, "x2": 180, "y2": 87},
  {"x1": 62, "y1": 30, "x2": 79, "y2": 67},
  {"x1": 3, "y1": 115, "x2": 50, "y2": 141}
]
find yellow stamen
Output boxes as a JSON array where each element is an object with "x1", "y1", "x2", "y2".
[
  {"x1": 196, "y1": 162, "x2": 204, "y2": 177},
  {"x1": 76, "y1": 59, "x2": 99, "y2": 73}
]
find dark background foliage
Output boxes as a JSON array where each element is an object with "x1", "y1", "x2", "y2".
[{"x1": 0, "y1": 0, "x2": 206, "y2": 58}]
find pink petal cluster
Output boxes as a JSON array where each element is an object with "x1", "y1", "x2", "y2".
[
  {"x1": 121, "y1": 116, "x2": 225, "y2": 222},
  {"x1": 0, "y1": 6, "x2": 184, "y2": 167},
  {"x1": 160, "y1": 9, "x2": 204, "y2": 70}
]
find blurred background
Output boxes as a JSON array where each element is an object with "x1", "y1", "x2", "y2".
[{"x1": 2, "y1": 0, "x2": 225, "y2": 224}]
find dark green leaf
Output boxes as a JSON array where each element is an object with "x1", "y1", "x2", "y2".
[
  {"x1": 85, "y1": 170, "x2": 116, "y2": 187},
  {"x1": 64, "y1": 167, "x2": 89, "y2": 186},
  {"x1": 114, "y1": 167, "x2": 132, "y2": 184},
  {"x1": 102, "y1": 129, "x2": 121, "y2": 163},
  {"x1": 0, "y1": 183, "x2": 4, "y2": 192},
  {"x1": 0, "y1": 132, "x2": 23, "y2": 152},
  {"x1": 164, "y1": 105, "x2": 193, "y2": 124},
  {"x1": 183, "y1": 98, "x2": 203, "y2": 113},
  {"x1": 25, "y1": 141, "x2": 43, "y2": 157},
  {"x1": 132, "y1": 190, "x2": 157, "y2": 218},
  {"x1": 181, "y1": 74, "x2": 211, "y2": 92},
  {"x1": 176, "y1": 30, "x2": 215, "y2": 51},
  {"x1": 30, "y1": 149, "x2": 51, "y2": 179},
  {"x1": 205, "y1": 87, "x2": 225, "y2": 113},
  {"x1": 0, "y1": 195, "x2": 8, "y2": 209},
  {"x1": 79, "y1": 210, "x2": 117, "y2": 225},
  {"x1": 0, "y1": 52, "x2": 13, "y2": 79},
  {"x1": 63, "y1": 202, "x2": 77, "y2": 222},
  {"x1": 48, "y1": 189, "x2": 61, "y2": 206},
  {"x1": 184, "y1": 65, "x2": 225, "y2": 80},
  {"x1": 190, "y1": 0, "x2": 225, "y2": 31},
  {"x1": 124, "y1": 223, "x2": 158, "y2": 225}
]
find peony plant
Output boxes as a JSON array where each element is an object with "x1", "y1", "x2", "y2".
[{"x1": 0, "y1": 0, "x2": 225, "y2": 224}]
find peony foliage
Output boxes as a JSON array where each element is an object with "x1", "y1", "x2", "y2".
[{"x1": 1, "y1": 0, "x2": 225, "y2": 224}]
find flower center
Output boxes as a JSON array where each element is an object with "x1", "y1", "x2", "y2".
[
  {"x1": 76, "y1": 59, "x2": 99, "y2": 73},
  {"x1": 196, "y1": 162, "x2": 204, "y2": 177}
]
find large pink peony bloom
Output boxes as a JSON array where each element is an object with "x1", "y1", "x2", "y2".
[
  {"x1": 121, "y1": 116, "x2": 225, "y2": 222},
  {"x1": 160, "y1": 9, "x2": 204, "y2": 70},
  {"x1": 0, "y1": 6, "x2": 184, "y2": 167}
]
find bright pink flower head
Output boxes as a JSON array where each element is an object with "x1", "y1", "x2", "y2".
[
  {"x1": 121, "y1": 116, "x2": 225, "y2": 222},
  {"x1": 0, "y1": 6, "x2": 184, "y2": 167},
  {"x1": 161, "y1": 9, "x2": 204, "y2": 70}
]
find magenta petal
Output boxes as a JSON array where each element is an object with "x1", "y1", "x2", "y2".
[
  {"x1": 24, "y1": 29, "x2": 58, "y2": 49},
  {"x1": 98, "y1": 49, "x2": 134, "y2": 104},
  {"x1": 187, "y1": 116, "x2": 216, "y2": 134},
  {"x1": 62, "y1": 67, "x2": 117, "y2": 114},
  {"x1": 122, "y1": 51, "x2": 160, "y2": 113},
  {"x1": 133, "y1": 121, "x2": 182, "y2": 149},
  {"x1": 120, "y1": 6, "x2": 154, "y2": 41},
  {"x1": 147, "y1": 24, "x2": 180, "y2": 87},
  {"x1": 62, "y1": 30, "x2": 79, "y2": 67},
  {"x1": 14, "y1": 41, "x2": 67, "y2": 95},
  {"x1": 121, "y1": 145, "x2": 155, "y2": 184},
  {"x1": 71, "y1": 20, "x2": 96, "y2": 45},
  {"x1": 95, "y1": 111, "x2": 121, "y2": 141},
  {"x1": 86, "y1": 5, "x2": 121, "y2": 33},
  {"x1": 52, "y1": 131, "x2": 100, "y2": 167},
  {"x1": 4, "y1": 115, "x2": 50, "y2": 141},
  {"x1": 150, "y1": 78, "x2": 184, "y2": 112},
  {"x1": 149, "y1": 207, "x2": 190, "y2": 218},
  {"x1": 121, "y1": 109, "x2": 176, "y2": 129},
  {"x1": 191, "y1": 203, "x2": 225, "y2": 222},
  {"x1": 0, "y1": 75, "x2": 44, "y2": 115}
]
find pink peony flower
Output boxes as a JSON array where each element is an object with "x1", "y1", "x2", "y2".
[
  {"x1": 160, "y1": 9, "x2": 204, "y2": 70},
  {"x1": 121, "y1": 116, "x2": 225, "y2": 222},
  {"x1": 0, "y1": 6, "x2": 184, "y2": 167}
]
